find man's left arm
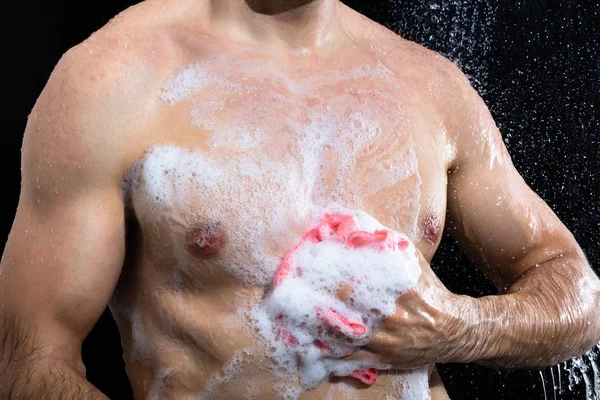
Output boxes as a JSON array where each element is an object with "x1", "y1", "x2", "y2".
[{"x1": 442, "y1": 71, "x2": 600, "y2": 368}]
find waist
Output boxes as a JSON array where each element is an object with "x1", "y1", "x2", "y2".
[{"x1": 112, "y1": 281, "x2": 433, "y2": 400}]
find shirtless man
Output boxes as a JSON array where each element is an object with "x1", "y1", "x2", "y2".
[{"x1": 1, "y1": 0, "x2": 599, "y2": 398}]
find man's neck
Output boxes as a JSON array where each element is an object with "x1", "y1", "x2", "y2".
[{"x1": 207, "y1": 0, "x2": 342, "y2": 52}]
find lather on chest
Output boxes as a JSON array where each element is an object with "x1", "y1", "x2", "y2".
[{"x1": 126, "y1": 57, "x2": 445, "y2": 285}]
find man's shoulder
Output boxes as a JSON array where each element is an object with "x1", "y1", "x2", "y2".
[
  {"x1": 58, "y1": 3, "x2": 177, "y2": 97},
  {"x1": 342, "y1": 3, "x2": 465, "y2": 81},
  {"x1": 43, "y1": 1, "x2": 194, "y2": 134},
  {"x1": 29, "y1": 2, "x2": 187, "y2": 181}
]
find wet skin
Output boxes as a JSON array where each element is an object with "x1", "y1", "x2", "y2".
[
  {"x1": 114, "y1": 30, "x2": 450, "y2": 398},
  {"x1": 1, "y1": 0, "x2": 598, "y2": 399}
]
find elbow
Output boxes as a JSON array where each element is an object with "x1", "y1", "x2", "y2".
[
  {"x1": 549, "y1": 283, "x2": 600, "y2": 367},
  {"x1": 582, "y1": 285, "x2": 600, "y2": 348},
  {"x1": 555, "y1": 251, "x2": 600, "y2": 361},
  {"x1": 577, "y1": 268, "x2": 600, "y2": 344},
  {"x1": 533, "y1": 267, "x2": 600, "y2": 368}
]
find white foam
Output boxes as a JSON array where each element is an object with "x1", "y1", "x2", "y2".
[
  {"x1": 251, "y1": 210, "x2": 422, "y2": 390},
  {"x1": 129, "y1": 307, "x2": 153, "y2": 365},
  {"x1": 154, "y1": 53, "x2": 423, "y2": 244},
  {"x1": 161, "y1": 63, "x2": 206, "y2": 105},
  {"x1": 192, "y1": 349, "x2": 254, "y2": 399},
  {"x1": 146, "y1": 367, "x2": 175, "y2": 400},
  {"x1": 161, "y1": 55, "x2": 397, "y2": 105},
  {"x1": 387, "y1": 367, "x2": 432, "y2": 400},
  {"x1": 131, "y1": 53, "x2": 427, "y2": 395},
  {"x1": 133, "y1": 145, "x2": 313, "y2": 285},
  {"x1": 161, "y1": 59, "x2": 241, "y2": 105}
]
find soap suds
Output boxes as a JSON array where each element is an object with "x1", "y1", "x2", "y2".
[
  {"x1": 130, "y1": 307, "x2": 153, "y2": 365},
  {"x1": 146, "y1": 367, "x2": 175, "y2": 400},
  {"x1": 125, "y1": 51, "x2": 429, "y2": 397},
  {"x1": 133, "y1": 144, "x2": 310, "y2": 286},
  {"x1": 387, "y1": 367, "x2": 432, "y2": 400},
  {"x1": 192, "y1": 349, "x2": 254, "y2": 399},
  {"x1": 251, "y1": 210, "x2": 423, "y2": 391}
]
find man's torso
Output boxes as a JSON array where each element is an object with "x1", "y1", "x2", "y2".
[{"x1": 98, "y1": 2, "x2": 458, "y2": 398}]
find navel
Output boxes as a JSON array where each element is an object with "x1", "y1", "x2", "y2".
[
  {"x1": 423, "y1": 213, "x2": 441, "y2": 244},
  {"x1": 184, "y1": 222, "x2": 226, "y2": 258}
]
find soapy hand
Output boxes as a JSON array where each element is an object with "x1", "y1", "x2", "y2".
[
  {"x1": 268, "y1": 212, "x2": 424, "y2": 386},
  {"x1": 337, "y1": 250, "x2": 474, "y2": 369},
  {"x1": 257, "y1": 211, "x2": 460, "y2": 388}
]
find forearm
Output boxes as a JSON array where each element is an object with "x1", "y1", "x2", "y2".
[
  {"x1": 1, "y1": 360, "x2": 108, "y2": 400},
  {"x1": 460, "y1": 253, "x2": 600, "y2": 368},
  {"x1": 0, "y1": 314, "x2": 107, "y2": 400}
]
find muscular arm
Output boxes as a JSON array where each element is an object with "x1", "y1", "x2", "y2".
[
  {"x1": 443, "y1": 65, "x2": 600, "y2": 368},
  {"x1": 0, "y1": 40, "x2": 146, "y2": 398}
]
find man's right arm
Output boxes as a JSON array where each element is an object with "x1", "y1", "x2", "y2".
[
  {"x1": 0, "y1": 314, "x2": 109, "y2": 399},
  {"x1": 0, "y1": 40, "x2": 146, "y2": 398}
]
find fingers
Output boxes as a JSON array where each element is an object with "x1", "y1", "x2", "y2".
[
  {"x1": 362, "y1": 329, "x2": 398, "y2": 353},
  {"x1": 328, "y1": 349, "x2": 379, "y2": 363}
]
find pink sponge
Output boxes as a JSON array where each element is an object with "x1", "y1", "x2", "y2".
[{"x1": 273, "y1": 213, "x2": 411, "y2": 386}]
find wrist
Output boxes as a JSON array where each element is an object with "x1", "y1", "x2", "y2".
[{"x1": 443, "y1": 294, "x2": 500, "y2": 364}]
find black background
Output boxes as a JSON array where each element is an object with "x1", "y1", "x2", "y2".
[{"x1": 3, "y1": 0, "x2": 599, "y2": 399}]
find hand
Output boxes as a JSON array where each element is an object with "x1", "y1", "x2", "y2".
[{"x1": 338, "y1": 250, "x2": 477, "y2": 369}]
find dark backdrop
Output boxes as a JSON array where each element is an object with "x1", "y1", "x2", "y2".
[{"x1": 3, "y1": 1, "x2": 599, "y2": 399}]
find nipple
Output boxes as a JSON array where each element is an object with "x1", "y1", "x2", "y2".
[
  {"x1": 184, "y1": 222, "x2": 226, "y2": 258},
  {"x1": 423, "y1": 213, "x2": 441, "y2": 244}
]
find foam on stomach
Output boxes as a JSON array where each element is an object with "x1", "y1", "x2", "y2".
[{"x1": 251, "y1": 209, "x2": 423, "y2": 393}]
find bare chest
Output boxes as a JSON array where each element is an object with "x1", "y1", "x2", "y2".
[{"x1": 128, "y1": 54, "x2": 450, "y2": 287}]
